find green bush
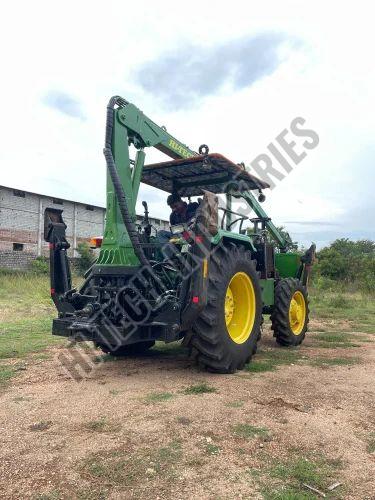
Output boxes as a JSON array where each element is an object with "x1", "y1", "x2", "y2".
[
  {"x1": 31, "y1": 256, "x2": 49, "y2": 274},
  {"x1": 328, "y1": 294, "x2": 350, "y2": 309},
  {"x1": 76, "y1": 242, "x2": 95, "y2": 275},
  {"x1": 313, "y1": 238, "x2": 375, "y2": 294}
]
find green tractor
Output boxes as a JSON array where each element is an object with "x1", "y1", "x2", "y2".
[{"x1": 44, "y1": 96, "x2": 315, "y2": 373}]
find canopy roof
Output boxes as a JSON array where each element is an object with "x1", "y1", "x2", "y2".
[{"x1": 142, "y1": 153, "x2": 269, "y2": 196}]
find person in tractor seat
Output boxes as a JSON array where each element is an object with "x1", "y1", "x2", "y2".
[
  {"x1": 157, "y1": 193, "x2": 199, "y2": 258},
  {"x1": 167, "y1": 193, "x2": 199, "y2": 225}
]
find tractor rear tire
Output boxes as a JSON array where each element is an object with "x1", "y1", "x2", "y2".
[
  {"x1": 187, "y1": 244, "x2": 262, "y2": 373},
  {"x1": 271, "y1": 278, "x2": 309, "y2": 346},
  {"x1": 96, "y1": 341, "x2": 155, "y2": 357}
]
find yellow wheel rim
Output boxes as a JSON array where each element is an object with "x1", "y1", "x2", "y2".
[
  {"x1": 289, "y1": 291, "x2": 306, "y2": 335},
  {"x1": 225, "y1": 272, "x2": 256, "y2": 344}
]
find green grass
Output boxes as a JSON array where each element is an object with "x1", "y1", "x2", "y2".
[
  {"x1": 310, "y1": 287, "x2": 375, "y2": 329},
  {"x1": 176, "y1": 416, "x2": 191, "y2": 425},
  {"x1": 245, "y1": 348, "x2": 301, "y2": 373},
  {"x1": 268, "y1": 455, "x2": 342, "y2": 491},
  {"x1": 367, "y1": 432, "x2": 375, "y2": 453},
  {"x1": 0, "y1": 272, "x2": 53, "y2": 319},
  {"x1": 312, "y1": 331, "x2": 370, "y2": 349},
  {"x1": 183, "y1": 382, "x2": 217, "y2": 395},
  {"x1": 93, "y1": 353, "x2": 117, "y2": 363},
  {"x1": 0, "y1": 364, "x2": 18, "y2": 387},
  {"x1": 145, "y1": 391, "x2": 174, "y2": 403},
  {"x1": 262, "y1": 485, "x2": 314, "y2": 500},
  {"x1": 83, "y1": 417, "x2": 121, "y2": 433},
  {"x1": 309, "y1": 356, "x2": 359, "y2": 368},
  {"x1": 0, "y1": 318, "x2": 63, "y2": 359},
  {"x1": 205, "y1": 443, "x2": 221, "y2": 455},
  {"x1": 0, "y1": 271, "x2": 77, "y2": 363},
  {"x1": 226, "y1": 400, "x2": 244, "y2": 408},
  {"x1": 151, "y1": 341, "x2": 187, "y2": 356},
  {"x1": 81, "y1": 441, "x2": 183, "y2": 485},
  {"x1": 232, "y1": 423, "x2": 270, "y2": 440}
]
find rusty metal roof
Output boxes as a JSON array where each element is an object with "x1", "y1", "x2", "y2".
[{"x1": 142, "y1": 153, "x2": 269, "y2": 196}]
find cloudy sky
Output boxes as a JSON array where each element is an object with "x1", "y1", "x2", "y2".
[{"x1": 1, "y1": 1, "x2": 374, "y2": 248}]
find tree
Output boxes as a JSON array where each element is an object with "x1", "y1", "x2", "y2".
[{"x1": 76, "y1": 242, "x2": 95, "y2": 275}]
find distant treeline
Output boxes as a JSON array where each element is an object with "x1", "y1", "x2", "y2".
[{"x1": 312, "y1": 238, "x2": 375, "y2": 293}]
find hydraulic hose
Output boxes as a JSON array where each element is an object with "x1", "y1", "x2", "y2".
[{"x1": 103, "y1": 96, "x2": 150, "y2": 269}]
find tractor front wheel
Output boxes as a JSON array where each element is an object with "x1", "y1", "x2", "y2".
[
  {"x1": 271, "y1": 278, "x2": 309, "y2": 346},
  {"x1": 187, "y1": 245, "x2": 262, "y2": 373}
]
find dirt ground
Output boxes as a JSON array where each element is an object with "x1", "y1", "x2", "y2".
[{"x1": 0, "y1": 322, "x2": 374, "y2": 500}]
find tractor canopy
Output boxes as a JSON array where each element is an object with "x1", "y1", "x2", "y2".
[{"x1": 142, "y1": 153, "x2": 270, "y2": 196}]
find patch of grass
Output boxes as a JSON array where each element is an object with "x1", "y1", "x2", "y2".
[
  {"x1": 176, "y1": 416, "x2": 191, "y2": 425},
  {"x1": 83, "y1": 417, "x2": 121, "y2": 433},
  {"x1": 81, "y1": 441, "x2": 183, "y2": 486},
  {"x1": 232, "y1": 423, "x2": 270, "y2": 440},
  {"x1": 226, "y1": 400, "x2": 244, "y2": 408},
  {"x1": 93, "y1": 354, "x2": 117, "y2": 363},
  {"x1": 328, "y1": 295, "x2": 350, "y2": 309},
  {"x1": 33, "y1": 353, "x2": 52, "y2": 360},
  {"x1": 245, "y1": 359, "x2": 277, "y2": 373},
  {"x1": 205, "y1": 443, "x2": 221, "y2": 455},
  {"x1": 151, "y1": 341, "x2": 187, "y2": 356},
  {"x1": 310, "y1": 288, "x2": 375, "y2": 327},
  {"x1": 367, "y1": 432, "x2": 375, "y2": 453},
  {"x1": 309, "y1": 356, "x2": 359, "y2": 368},
  {"x1": 0, "y1": 364, "x2": 17, "y2": 387},
  {"x1": 0, "y1": 318, "x2": 63, "y2": 359},
  {"x1": 145, "y1": 391, "x2": 174, "y2": 403},
  {"x1": 157, "y1": 440, "x2": 182, "y2": 464},
  {"x1": 269, "y1": 455, "x2": 342, "y2": 490},
  {"x1": 183, "y1": 382, "x2": 217, "y2": 395},
  {"x1": 245, "y1": 349, "x2": 301, "y2": 373},
  {"x1": 317, "y1": 341, "x2": 361, "y2": 349},
  {"x1": 109, "y1": 389, "x2": 122, "y2": 396},
  {"x1": 35, "y1": 491, "x2": 62, "y2": 500},
  {"x1": 13, "y1": 395, "x2": 32, "y2": 403},
  {"x1": 76, "y1": 488, "x2": 108, "y2": 500},
  {"x1": 262, "y1": 485, "x2": 313, "y2": 500},
  {"x1": 313, "y1": 331, "x2": 368, "y2": 349}
]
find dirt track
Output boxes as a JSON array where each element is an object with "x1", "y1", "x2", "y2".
[{"x1": 0, "y1": 325, "x2": 374, "y2": 500}]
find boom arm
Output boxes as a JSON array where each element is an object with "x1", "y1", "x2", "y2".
[
  {"x1": 99, "y1": 98, "x2": 198, "y2": 267},
  {"x1": 98, "y1": 96, "x2": 292, "y2": 268}
]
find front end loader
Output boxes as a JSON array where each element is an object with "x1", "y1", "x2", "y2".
[{"x1": 44, "y1": 96, "x2": 315, "y2": 373}]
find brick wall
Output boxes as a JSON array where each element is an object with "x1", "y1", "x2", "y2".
[{"x1": 0, "y1": 185, "x2": 169, "y2": 270}]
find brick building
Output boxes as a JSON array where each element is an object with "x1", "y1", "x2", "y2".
[{"x1": 0, "y1": 185, "x2": 169, "y2": 270}]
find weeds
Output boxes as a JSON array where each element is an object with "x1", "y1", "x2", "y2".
[
  {"x1": 81, "y1": 441, "x2": 183, "y2": 485},
  {"x1": 245, "y1": 349, "x2": 301, "y2": 373},
  {"x1": 183, "y1": 382, "x2": 217, "y2": 395},
  {"x1": 83, "y1": 417, "x2": 121, "y2": 433},
  {"x1": 309, "y1": 357, "x2": 359, "y2": 368},
  {"x1": 269, "y1": 455, "x2": 342, "y2": 491},
  {"x1": 232, "y1": 423, "x2": 270, "y2": 440},
  {"x1": 205, "y1": 443, "x2": 221, "y2": 455},
  {"x1": 0, "y1": 364, "x2": 17, "y2": 387},
  {"x1": 328, "y1": 295, "x2": 350, "y2": 309},
  {"x1": 145, "y1": 391, "x2": 174, "y2": 403}
]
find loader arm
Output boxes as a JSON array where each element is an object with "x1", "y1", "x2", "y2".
[{"x1": 98, "y1": 98, "x2": 198, "y2": 267}]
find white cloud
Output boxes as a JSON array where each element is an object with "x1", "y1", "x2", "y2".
[{"x1": 0, "y1": 0, "x2": 374, "y2": 249}]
